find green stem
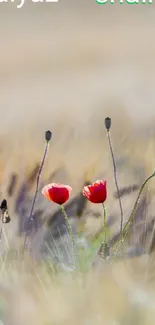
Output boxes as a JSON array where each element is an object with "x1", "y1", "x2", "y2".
[
  {"x1": 112, "y1": 170, "x2": 155, "y2": 259},
  {"x1": 101, "y1": 203, "x2": 107, "y2": 259},
  {"x1": 60, "y1": 205, "x2": 76, "y2": 265},
  {"x1": 107, "y1": 130, "x2": 124, "y2": 237}
]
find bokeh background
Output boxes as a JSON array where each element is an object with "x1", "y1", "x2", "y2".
[
  {"x1": 1, "y1": 1, "x2": 155, "y2": 167},
  {"x1": 0, "y1": 2, "x2": 155, "y2": 324},
  {"x1": 1, "y1": 0, "x2": 155, "y2": 234}
]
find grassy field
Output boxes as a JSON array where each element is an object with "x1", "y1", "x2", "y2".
[{"x1": 0, "y1": 2, "x2": 155, "y2": 324}]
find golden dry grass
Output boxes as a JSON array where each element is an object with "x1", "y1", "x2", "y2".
[
  {"x1": 0, "y1": 254, "x2": 155, "y2": 325},
  {"x1": 0, "y1": 2, "x2": 155, "y2": 324}
]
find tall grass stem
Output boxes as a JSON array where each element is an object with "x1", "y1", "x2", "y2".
[
  {"x1": 107, "y1": 130, "x2": 124, "y2": 237},
  {"x1": 101, "y1": 203, "x2": 108, "y2": 259},
  {"x1": 60, "y1": 205, "x2": 76, "y2": 267},
  {"x1": 112, "y1": 170, "x2": 155, "y2": 259},
  {"x1": 23, "y1": 141, "x2": 49, "y2": 255}
]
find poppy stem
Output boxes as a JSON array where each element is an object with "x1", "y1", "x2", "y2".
[
  {"x1": 106, "y1": 129, "x2": 124, "y2": 238},
  {"x1": 60, "y1": 205, "x2": 76, "y2": 265},
  {"x1": 22, "y1": 141, "x2": 50, "y2": 256},
  {"x1": 101, "y1": 203, "x2": 108, "y2": 259},
  {"x1": 112, "y1": 170, "x2": 155, "y2": 259}
]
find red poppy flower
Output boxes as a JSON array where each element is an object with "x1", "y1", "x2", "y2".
[
  {"x1": 42, "y1": 183, "x2": 72, "y2": 205},
  {"x1": 82, "y1": 180, "x2": 107, "y2": 204}
]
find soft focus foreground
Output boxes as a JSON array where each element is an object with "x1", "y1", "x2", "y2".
[
  {"x1": 1, "y1": 255, "x2": 155, "y2": 325},
  {"x1": 1, "y1": 1, "x2": 155, "y2": 324}
]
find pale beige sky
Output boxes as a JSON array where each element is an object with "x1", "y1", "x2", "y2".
[{"x1": 0, "y1": 1, "x2": 155, "y2": 137}]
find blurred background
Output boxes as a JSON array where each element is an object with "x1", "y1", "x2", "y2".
[
  {"x1": 0, "y1": 1, "x2": 155, "y2": 224},
  {"x1": 1, "y1": 1, "x2": 155, "y2": 161},
  {"x1": 1, "y1": 2, "x2": 155, "y2": 160},
  {"x1": 0, "y1": 0, "x2": 155, "y2": 244},
  {"x1": 0, "y1": 1, "x2": 155, "y2": 325}
]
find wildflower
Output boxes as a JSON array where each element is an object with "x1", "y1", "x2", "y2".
[
  {"x1": 42, "y1": 183, "x2": 75, "y2": 261},
  {"x1": 82, "y1": 180, "x2": 107, "y2": 204},
  {"x1": 42, "y1": 183, "x2": 72, "y2": 205}
]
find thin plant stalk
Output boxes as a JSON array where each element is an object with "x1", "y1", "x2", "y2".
[
  {"x1": 101, "y1": 203, "x2": 108, "y2": 259},
  {"x1": 112, "y1": 170, "x2": 155, "y2": 259},
  {"x1": 0, "y1": 223, "x2": 9, "y2": 250},
  {"x1": 23, "y1": 141, "x2": 50, "y2": 255},
  {"x1": 60, "y1": 204, "x2": 76, "y2": 266},
  {"x1": 107, "y1": 129, "x2": 124, "y2": 237},
  {"x1": 2, "y1": 226, "x2": 9, "y2": 250},
  {"x1": 0, "y1": 219, "x2": 3, "y2": 241}
]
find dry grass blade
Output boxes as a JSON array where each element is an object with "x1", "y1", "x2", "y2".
[{"x1": 7, "y1": 173, "x2": 18, "y2": 197}]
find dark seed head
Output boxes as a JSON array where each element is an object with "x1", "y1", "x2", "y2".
[
  {"x1": 98, "y1": 242, "x2": 110, "y2": 259},
  {"x1": 3, "y1": 213, "x2": 11, "y2": 224},
  {"x1": 0, "y1": 199, "x2": 7, "y2": 210},
  {"x1": 45, "y1": 130, "x2": 52, "y2": 142},
  {"x1": 105, "y1": 117, "x2": 111, "y2": 131}
]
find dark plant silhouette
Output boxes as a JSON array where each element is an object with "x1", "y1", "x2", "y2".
[
  {"x1": 113, "y1": 184, "x2": 139, "y2": 199},
  {"x1": 0, "y1": 199, "x2": 11, "y2": 241},
  {"x1": 105, "y1": 117, "x2": 124, "y2": 236},
  {"x1": 22, "y1": 130, "x2": 52, "y2": 255},
  {"x1": 112, "y1": 170, "x2": 155, "y2": 259},
  {"x1": 7, "y1": 174, "x2": 18, "y2": 197}
]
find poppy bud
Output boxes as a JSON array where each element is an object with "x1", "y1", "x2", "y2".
[
  {"x1": 105, "y1": 117, "x2": 111, "y2": 131},
  {"x1": 45, "y1": 130, "x2": 52, "y2": 142}
]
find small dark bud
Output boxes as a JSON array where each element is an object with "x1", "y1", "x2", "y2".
[
  {"x1": 98, "y1": 242, "x2": 110, "y2": 259},
  {"x1": 0, "y1": 199, "x2": 11, "y2": 223},
  {"x1": 45, "y1": 130, "x2": 52, "y2": 142},
  {"x1": 105, "y1": 117, "x2": 111, "y2": 131},
  {"x1": 0, "y1": 199, "x2": 7, "y2": 210}
]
